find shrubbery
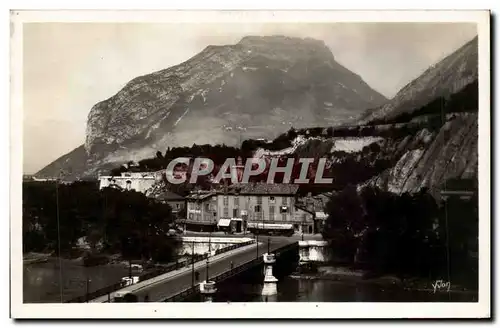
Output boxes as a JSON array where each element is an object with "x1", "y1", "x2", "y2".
[{"x1": 322, "y1": 184, "x2": 478, "y2": 288}]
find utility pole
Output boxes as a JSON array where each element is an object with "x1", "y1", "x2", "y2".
[
  {"x1": 206, "y1": 257, "x2": 209, "y2": 282},
  {"x1": 209, "y1": 229, "x2": 212, "y2": 254},
  {"x1": 55, "y1": 173, "x2": 63, "y2": 303},
  {"x1": 85, "y1": 277, "x2": 91, "y2": 303},
  {"x1": 191, "y1": 240, "x2": 195, "y2": 287},
  {"x1": 256, "y1": 232, "x2": 259, "y2": 259},
  {"x1": 128, "y1": 259, "x2": 132, "y2": 279}
]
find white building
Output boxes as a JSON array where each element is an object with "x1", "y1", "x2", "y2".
[{"x1": 98, "y1": 172, "x2": 160, "y2": 193}]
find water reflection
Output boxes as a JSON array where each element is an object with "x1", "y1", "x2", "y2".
[
  {"x1": 212, "y1": 275, "x2": 478, "y2": 302},
  {"x1": 24, "y1": 258, "x2": 130, "y2": 303}
]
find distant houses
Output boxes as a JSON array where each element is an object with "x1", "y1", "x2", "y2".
[
  {"x1": 96, "y1": 171, "x2": 331, "y2": 236},
  {"x1": 155, "y1": 190, "x2": 186, "y2": 214},
  {"x1": 23, "y1": 174, "x2": 34, "y2": 182},
  {"x1": 98, "y1": 172, "x2": 160, "y2": 193}
]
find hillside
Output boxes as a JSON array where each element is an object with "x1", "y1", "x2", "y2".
[
  {"x1": 144, "y1": 36, "x2": 478, "y2": 196},
  {"x1": 279, "y1": 37, "x2": 479, "y2": 195},
  {"x1": 37, "y1": 35, "x2": 386, "y2": 180}
]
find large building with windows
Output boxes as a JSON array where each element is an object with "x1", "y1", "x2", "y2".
[
  {"x1": 98, "y1": 172, "x2": 160, "y2": 193},
  {"x1": 185, "y1": 183, "x2": 316, "y2": 234}
]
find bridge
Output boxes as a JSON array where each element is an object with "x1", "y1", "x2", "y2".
[{"x1": 89, "y1": 236, "x2": 299, "y2": 303}]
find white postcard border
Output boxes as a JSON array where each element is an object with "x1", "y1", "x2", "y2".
[{"x1": 10, "y1": 9, "x2": 491, "y2": 319}]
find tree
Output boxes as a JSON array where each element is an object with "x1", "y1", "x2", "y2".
[
  {"x1": 322, "y1": 185, "x2": 443, "y2": 278},
  {"x1": 22, "y1": 181, "x2": 179, "y2": 263},
  {"x1": 322, "y1": 185, "x2": 364, "y2": 261}
]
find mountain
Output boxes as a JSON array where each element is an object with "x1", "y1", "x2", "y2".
[
  {"x1": 274, "y1": 36, "x2": 478, "y2": 195},
  {"x1": 358, "y1": 37, "x2": 478, "y2": 193},
  {"x1": 37, "y1": 35, "x2": 386, "y2": 179},
  {"x1": 359, "y1": 36, "x2": 478, "y2": 125}
]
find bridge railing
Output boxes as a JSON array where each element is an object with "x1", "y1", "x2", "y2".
[
  {"x1": 163, "y1": 241, "x2": 298, "y2": 302},
  {"x1": 65, "y1": 240, "x2": 255, "y2": 303}
]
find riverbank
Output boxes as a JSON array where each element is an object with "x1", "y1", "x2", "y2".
[{"x1": 23, "y1": 252, "x2": 51, "y2": 265}]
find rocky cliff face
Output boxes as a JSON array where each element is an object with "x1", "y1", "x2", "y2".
[
  {"x1": 281, "y1": 37, "x2": 478, "y2": 195},
  {"x1": 360, "y1": 113, "x2": 478, "y2": 194},
  {"x1": 37, "y1": 35, "x2": 386, "y2": 179},
  {"x1": 360, "y1": 37, "x2": 479, "y2": 194}
]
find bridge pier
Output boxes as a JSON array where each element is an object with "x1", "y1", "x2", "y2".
[
  {"x1": 199, "y1": 280, "x2": 217, "y2": 302},
  {"x1": 261, "y1": 253, "x2": 278, "y2": 300}
]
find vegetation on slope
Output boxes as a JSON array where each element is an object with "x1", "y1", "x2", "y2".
[{"x1": 322, "y1": 183, "x2": 478, "y2": 289}]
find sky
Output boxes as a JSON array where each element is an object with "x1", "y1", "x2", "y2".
[{"x1": 22, "y1": 22, "x2": 477, "y2": 174}]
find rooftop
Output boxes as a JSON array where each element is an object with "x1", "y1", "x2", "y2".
[
  {"x1": 220, "y1": 183, "x2": 300, "y2": 195},
  {"x1": 155, "y1": 190, "x2": 185, "y2": 201},
  {"x1": 186, "y1": 191, "x2": 216, "y2": 201}
]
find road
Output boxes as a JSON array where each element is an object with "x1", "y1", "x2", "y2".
[
  {"x1": 98, "y1": 236, "x2": 293, "y2": 302},
  {"x1": 182, "y1": 231, "x2": 324, "y2": 241}
]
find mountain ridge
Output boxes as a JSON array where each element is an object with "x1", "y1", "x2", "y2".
[
  {"x1": 38, "y1": 35, "x2": 387, "y2": 179},
  {"x1": 359, "y1": 36, "x2": 478, "y2": 124}
]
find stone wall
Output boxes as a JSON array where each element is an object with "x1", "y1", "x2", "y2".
[
  {"x1": 298, "y1": 240, "x2": 330, "y2": 263},
  {"x1": 178, "y1": 237, "x2": 254, "y2": 256}
]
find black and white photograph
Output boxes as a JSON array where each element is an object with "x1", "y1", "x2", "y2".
[{"x1": 10, "y1": 10, "x2": 491, "y2": 319}]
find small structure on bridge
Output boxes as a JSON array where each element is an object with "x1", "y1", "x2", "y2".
[
  {"x1": 199, "y1": 280, "x2": 217, "y2": 302},
  {"x1": 261, "y1": 253, "x2": 278, "y2": 300},
  {"x1": 298, "y1": 240, "x2": 330, "y2": 264}
]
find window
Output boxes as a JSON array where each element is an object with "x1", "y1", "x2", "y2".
[
  {"x1": 223, "y1": 196, "x2": 229, "y2": 206},
  {"x1": 269, "y1": 206, "x2": 275, "y2": 221},
  {"x1": 282, "y1": 197, "x2": 288, "y2": 205},
  {"x1": 189, "y1": 213, "x2": 194, "y2": 220},
  {"x1": 234, "y1": 196, "x2": 239, "y2": 206},
  {"x1": 280, "y1": 206, "x2": 288, "y2": 221},
  {"x1": 254, "y1": 205, "x2": 261, "y2": 212},
  {"x1": 257, "y1": 196, "x2": 262, "y2": 204},
  {"x1": 270, "y1": 196, "x2": 275, "y2": 203},
  {"x1": 224, "y1": 207, "x2": 228, "y2": 217},
  {"x1": 233, "y1": 208, "x2": 238, "y2": 217},
  {"x1": 205, "y1": 203, "x2": 210, "y2": 211},
  {"x1": 213, "y1": 212, "x2": 217, "y2": 217},
  {"x1": 176, "y1": 204, "x2": 180, "y2": 209}
]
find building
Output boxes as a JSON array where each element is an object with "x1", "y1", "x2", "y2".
[
  {"x1": 185, "y1": 183, "x2": 316, "y2": 234},
  {"x1": 155, "y1": 190, "x2": 186, "y2": 214},
  {"x1": 98, "y1": 172, "x2": 160, "y2": 193},
  {"x1": 23, "y1": 174, "x2": 34, "y2": 182},
  {"x1": 185, "y1": 191, "x2": 218, "y2": 232},
  {"x1": 295, "y1": 192, "x2": 332, "y2": 234}
]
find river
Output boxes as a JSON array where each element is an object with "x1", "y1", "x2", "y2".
[
  {"x1": 186, "y1": 264, "x2": 478, "y2": 302},
  {"x1": 23, "y1": 258, "x2": 131, "y2": 303},
  {"x1": 24, "y1": 258, "x2": 477, "y2": 303}
]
